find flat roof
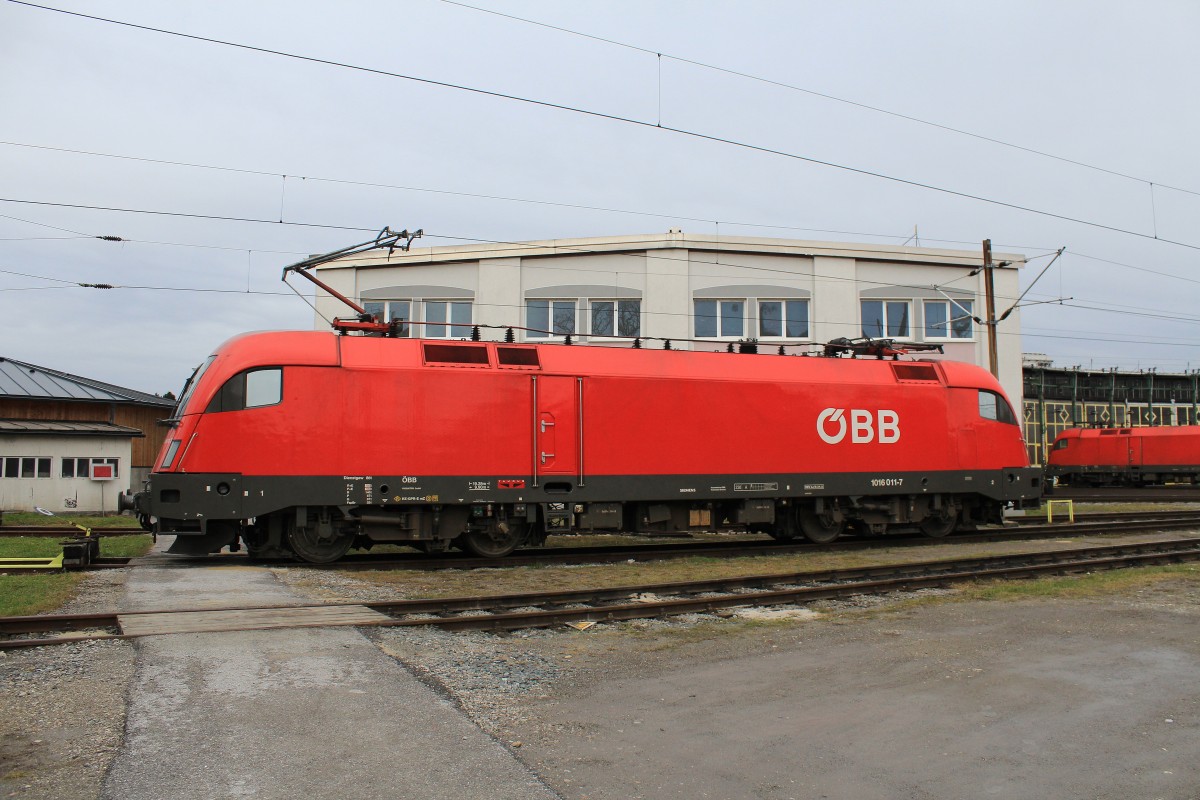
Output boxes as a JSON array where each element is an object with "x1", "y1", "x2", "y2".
[{"x1": 316, "y1": 232, "x2": 1026, "y2": 272}]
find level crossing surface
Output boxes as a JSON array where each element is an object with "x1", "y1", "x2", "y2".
[{"x1": 101, "y1": 537, "x2": 558, "y2": 800}]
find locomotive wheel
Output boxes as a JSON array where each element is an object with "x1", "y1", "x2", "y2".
[
  {"x1": 287, "y1": 525, "x2": 355, "y2": 563},
  {"x1": 918, "y1": 510, "x2": 959, "y2": 539},
  {"x1": 457, "y1": 522, "x2": 526, "y2": 558},
  {"x1": 798, "y1": 509, "x2": 844, "y2": 544}
]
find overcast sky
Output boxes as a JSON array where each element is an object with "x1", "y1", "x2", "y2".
[{"x1": 2, "y1": 0, "x2": 1198, "y2": 395}]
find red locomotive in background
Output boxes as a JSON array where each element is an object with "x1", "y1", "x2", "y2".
[
  {"x1": 1047, "y1": 426, "x2": 1200, "y2": 486},
  {"x1": 129, "y1": 331, "x2": 1042, "y2": 561}
]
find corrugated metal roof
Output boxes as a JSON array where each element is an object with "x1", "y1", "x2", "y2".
[
  {"x1": 0, "y1": 357, "x2": 174, "y2": 407},
  {"x1": 0, "y1": 419, "x2": 145, "y2": 437}
]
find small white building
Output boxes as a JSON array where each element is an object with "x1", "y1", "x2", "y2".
[
  {"x1": 0, "y1": 421, "x2": 136, "y2": 514},
  {"x1": 313, "y1": 232, "x2": 1028, "y2": 403},
  {"x1": 0, "y1": 357, "x2": 173, "y2": 514}
]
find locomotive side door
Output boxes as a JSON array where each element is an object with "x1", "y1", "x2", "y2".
[
  {"x1": 1126, "y1": 435, "x2": 1142, "y2": 467},
  {"x1": 533, "y1": 375, "x2": 582, "y2": 485}
]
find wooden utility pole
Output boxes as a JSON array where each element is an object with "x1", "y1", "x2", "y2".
[{"x1": 982, "y1": 239, "x2": 999, "y2": 379}]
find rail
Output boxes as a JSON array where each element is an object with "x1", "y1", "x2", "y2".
[{"x1": 6, "y1": 537, "x2": 1200, "y2": 649}]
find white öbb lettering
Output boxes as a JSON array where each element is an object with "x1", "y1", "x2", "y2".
[{"x1": 817, "y1": 408, "x2": 900, "y2": 444}]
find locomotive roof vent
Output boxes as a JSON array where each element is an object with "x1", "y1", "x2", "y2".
[
  {"x1": 497, "y1": 347, "x2": 540, "y2": 368},
  {"x1": 422, "y1": 343, "x2": 491, "y2": 366},
  {"x1": 890, "y1": 363, "x2": 941, "y2": 383}
]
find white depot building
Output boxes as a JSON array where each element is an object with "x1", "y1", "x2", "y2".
[{"x1": 313, "y1": 232, "x2": 1028, "y2": 404}]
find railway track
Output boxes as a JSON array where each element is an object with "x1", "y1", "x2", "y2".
[
  {"x1": 1055, "y1": 487, "x2": 1200, "y2": 503},
  {"x1": 0, "y1": 526, "x2": 142, "y2": 537},
  {"x1": 5, "y1": 537, "x2": 1199, "y2": 650},
  {"x1": 97, "y1": 510, "x2": 1200, "y2": 571},
  {"x1": 6, "y1": 510, "x2": 1200, "y2": 574}
]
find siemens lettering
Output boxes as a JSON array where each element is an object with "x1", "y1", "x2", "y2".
[{"x1": 817, "y1": 408, "x2": 900, "y2": 445}]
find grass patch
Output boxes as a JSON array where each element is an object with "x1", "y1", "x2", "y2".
[
  {"x1": 2, "y1": 511, "x2": 140, "y2": 529},
  {"x1": 0, "y1": 573, "x2": 83, "y2": 617},
  {"x1": 1023, "y1": 502, "x2": 1200, "y2": 520},
  {"x1": 323, "y1": 542, "x2": 1026, "y2": 600},
  {"x1": 95, "y1": 534, "x2": 155, "y2": 558},
  {"x1": 0, "y1": 534, "x2": 153, "y2": 559},
  {"x1": 962, "y1": 564, "x2": 1200, "y2": 601},
  {"x1": 0, "y1": 534, "x2": 153, "y2": 617}
]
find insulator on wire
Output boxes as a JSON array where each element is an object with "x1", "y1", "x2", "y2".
[
  {"x1": 632, "y1": 338, "x2": 642, "y2": 349},
  {"x1": 778, "y1": 345, "x2": 786, "y2": 355},
  {"x1": 663, "y1": 339, "x2": 672, "y2": 350},
  {"x1": 504, "y1": 327, "x2": 515, "y2": 342},
  {"x1": 564, "y1": 334, "x2": 573, "y2": 345},
  {"x1": 726, "y1": 342, "x2": 735, "y2": 353}
]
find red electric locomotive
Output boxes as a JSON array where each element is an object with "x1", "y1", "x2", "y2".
[
  {"x1": 1047, "y1": 426, "x2": 1200, "y2": 486},
  {"x1": 130, "y1": 331, "x2": 1042, "y2": 561}
]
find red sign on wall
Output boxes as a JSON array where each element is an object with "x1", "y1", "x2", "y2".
[{"x1": 91, "y1": 463, "x2": 116, "y2": 481}]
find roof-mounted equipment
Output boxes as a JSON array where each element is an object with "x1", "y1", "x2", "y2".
[{"x1": 281, "y1": 227, "x2": 423, "y2": 334}]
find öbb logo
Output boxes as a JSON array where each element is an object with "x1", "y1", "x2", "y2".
[{"x1": 817, "y1": 408, "x2": 900, "y2": 444}]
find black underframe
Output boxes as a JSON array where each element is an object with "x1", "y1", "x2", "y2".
[{"x1": 148, "y1": 467, "x2": 1043, "y2": 533}]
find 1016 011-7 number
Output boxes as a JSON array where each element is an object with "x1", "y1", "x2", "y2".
[{"x1": 870, "y1": 477, "x2": 904, "y2": 487}]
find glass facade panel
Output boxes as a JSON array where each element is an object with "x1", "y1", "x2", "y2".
[
  {"x1": 694, "y1": 300, "x2": 718, "y2": 337},
  {"x1": 862, "y1": 300, "x2": 911, "y2": 338},
  {"x1": 759, "y1": 300, "x2": 810, "y2": 338},
  {"x1": 527, "y1": 300, "x2": 550, "y2": 337},
  {"x1": 720, "y1": 301, "x2": 744, "y2": 337},
  {"x1": 617, "y1": 300, "x2": 641, "y2": 337},
  {"x1": 924, "y1": 299, "x2": 973, "y2": 339}
]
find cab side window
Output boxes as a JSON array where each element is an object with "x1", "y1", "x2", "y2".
[
  {"x1": 206, "y1": 368, "x2": 282, "y2": 413},
  {"x1": 978, "y1": 390, "x2": 1017, "y2": 425}
]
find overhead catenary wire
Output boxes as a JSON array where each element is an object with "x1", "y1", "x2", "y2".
[
  {"x1": 0, "y1": 140, "x2": 1058, "y2": 250},
  {"x1": 437, "y1": 0, "x2": 1200, "y2": 199},
  {"x1": 6, "y1": 201, "x2": 1200, "y2": 325},
  {"x1": 6, "y1": 1, "x2": 1200, "y2": 253},
  {"x1": 10, "y1": 190, "x2": 1200, "y2": 331}
]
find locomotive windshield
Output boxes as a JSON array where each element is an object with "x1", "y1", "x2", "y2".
[{"x1": 167, "y1": 355, "x2": 217, "y2": 424}]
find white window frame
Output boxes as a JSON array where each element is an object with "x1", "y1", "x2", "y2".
[
  {"x1": 861, "y1": 299, "x2": 913, "y2": 340},
  {"x1": 923, "y1": 298, "x2": 975, "y2": 341},
  {"x1": 526, "y1": 299, "x2": 578, "y2": 339},
  {"x1": 423, "y1": 300, "x2": 473, "y2": 339},
  {"x1": 589, "y1": 299, "x2": 641, "y2": 338},
  {"x1": 757, "y1": 299, "x2": 811, "y2": 340},
  {"x1": 362, "y1": 300, "x2": 413, "y2": 337},
  {"x1": 694, "y1": 299, "x2": 747, "y2": 339}
]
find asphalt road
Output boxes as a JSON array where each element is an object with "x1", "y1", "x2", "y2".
[{"x1": 506, "y1": 593, "x2": 1200, "y2": 799}]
